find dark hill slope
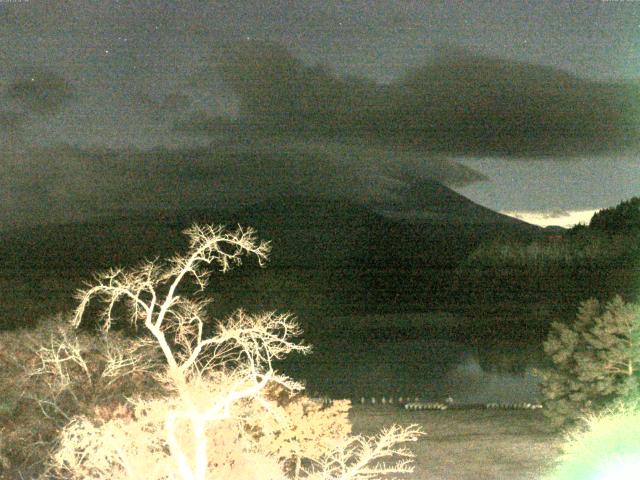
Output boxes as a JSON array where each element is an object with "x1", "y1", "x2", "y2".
[
  {"x1": 0, "y1": 188, "x2": 543, "y2": 327},
  {"x1": 0, "y1": 188, "x2": 540, "y2": 273}
]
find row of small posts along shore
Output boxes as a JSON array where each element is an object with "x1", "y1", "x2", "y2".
[{"x1": 310, "y1": 395, "x2": 543, "y2": 410}]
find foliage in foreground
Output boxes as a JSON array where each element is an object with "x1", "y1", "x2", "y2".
[
  {"x1": 536, "y1": 296, "x2": 640, "y2": 428},
  {"x1": 0, "y1": 317, "x2": 163, "y2": 479},
  {"x1": 543, "y1": 401, "x2": 640, "y2": 480},
  {"x1": 38, "y1": 224, "x2": 422, "y2": 480}
]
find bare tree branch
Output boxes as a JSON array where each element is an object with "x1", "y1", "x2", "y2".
[{"x1": 43, "y1": 223, "x2": 422, "y2": 480}]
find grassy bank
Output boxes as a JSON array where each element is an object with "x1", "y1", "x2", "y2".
[{"x1": 350, "y1": 404, "x2": 562, "y2": 479}]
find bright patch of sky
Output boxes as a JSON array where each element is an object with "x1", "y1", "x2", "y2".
[
  {"x1": 453, "y1": 155, "x2": 640, "y2": 220},
  {"x1": 500, "y1": 209, "x2": 598, "y2": 228}
]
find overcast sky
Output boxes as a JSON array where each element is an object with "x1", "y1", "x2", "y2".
[{"x1": 1, "y1": 0, "x2": 639, "y2": 229}]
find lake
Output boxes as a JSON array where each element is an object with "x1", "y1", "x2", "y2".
[{"x1": 278, "y1": 314, "x2": 545, "y2": 404}]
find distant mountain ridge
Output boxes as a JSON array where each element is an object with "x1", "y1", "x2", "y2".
[
  {"x1": 0, "y1": 187, "x2": 549, "y2": 330},
  {"x1": 1, "y1": 182, "x2": 540, "y2": 273},
  {"x1": 370, "y1": 174, "x2": 531, "y2": 226}
]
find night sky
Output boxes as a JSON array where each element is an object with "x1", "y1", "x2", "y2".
[{"x1": 1, "y1": 0, "x2": 639, "y2": 230}]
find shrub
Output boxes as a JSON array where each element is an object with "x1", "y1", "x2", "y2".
[
  {"x1": 543, "y1": 400, "x2": 640, "y2": 480},
  {"x1": 41, "y1": 224, "x2": 422, "y2": 480},
  {"x1": 0, "y1": 324, "x2": 56, "y2": 479},
  {"x1": 0, "y1": 316, "x2": 162, "y2": 479},
  {"x1": 536, "y1": 296, "x2": 640, "y2": 428},
  {"x1": 251, "y1": 384, "x2": 353, "y2": 478}
]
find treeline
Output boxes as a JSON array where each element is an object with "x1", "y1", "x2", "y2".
[
  {"x1": 465, "y1": 196, "x2": 640, "y2": 270},
  {"x1": 450, "y1": 197, "x2": 640, "y2": 338},
  {"x1": 587, "y1": 196, "x2": 640, "y2": 235},
  {"x1": 465, "y1": 232, "x2": 634, "y2": 269}
]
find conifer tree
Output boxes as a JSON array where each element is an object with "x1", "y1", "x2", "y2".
[{"x1": 537, "y1": 296, "x2": 640, "y2": 428}]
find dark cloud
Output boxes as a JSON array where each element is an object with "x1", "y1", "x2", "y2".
[
  {"x1": 5, "y1": 67, "x2": 75, "y2": 115},
  {"x1": 392, "y1": 46, "x2": 639, "y2": 157},
  {"x1": 0, "y1": 139, "x2": 487, "y2": 230},
  {"x1": 204, "y1": 41, "x2": 639, "y2": 158},
  {"x1": 137, "y1": 92, "x2": 193, "y2": 122},
  {"x1": 0, "y1": 110, "x2": 25, "y2": 129},
  {"x1": 382, "y1": 156, "x2": 488, "y2": 188},
  {"x1": 0, "y1": 3, "x2": 635, "y2": 229},
  {"x1": 207, "y1": 40, "x2": 386, "y2": 138},
  {"x1": 173, "y1": 110, "x2": 487, "y2": 188},
  {"x1": 0, "y1": 110, "x2": 27, "y2": 141},
  {"x1": 173, "y1": 112, "x2": 242, "y2": 136}
]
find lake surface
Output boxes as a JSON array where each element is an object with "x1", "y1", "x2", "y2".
[
  {"x1": 0, "y1": 271, "x2": 547, "y2": 405},
  {"x1": 278, "y1": 334, "x2": 545, "y2": 404}
]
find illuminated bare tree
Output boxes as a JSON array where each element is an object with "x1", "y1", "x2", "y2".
[
  {"x1": 44, "y1": 224, "x2": 422, "y2": 480},
  {"x1": 73, "y1": 224, "x2": 274, "y2": 381}
]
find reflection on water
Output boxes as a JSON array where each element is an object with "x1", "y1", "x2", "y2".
[
  {"x1": 1, "y1": 272, "x2": 547, "y2": 405},
  {"x1": 278, "y1": 337, "x2": 545, "y2": 403},
  {"x1": 441, "y1": 351, "x2": 542, "y2": 404}
]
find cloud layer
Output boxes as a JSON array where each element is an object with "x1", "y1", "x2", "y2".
[
  {"x1": 202, "y1": 41, "x2": 639, "y2": 158},
  {"x1": 5, "y1": 67, "x2": 75, "y2": 115},
  {"x1": 2, "y1": 41, "x2": 638, "y2": 230},
  {"x1": 0, "y1": 139, "x2": 488, "y2": 230}
]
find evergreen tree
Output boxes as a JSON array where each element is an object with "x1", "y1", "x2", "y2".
[
  {"x1": 537, "y1": 296, "x2": 640, "y2": 428},
  {"x1": 588, "y1": 197, "x2": 640, "y2": 235}
]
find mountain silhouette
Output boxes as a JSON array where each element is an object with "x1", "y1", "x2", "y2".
[
  {"x1": 1, "y1": 180, "x2": 540, "y2": 273},
  {"x1": 0, "y1": 185, "x2": 547, "y2": 328}
]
